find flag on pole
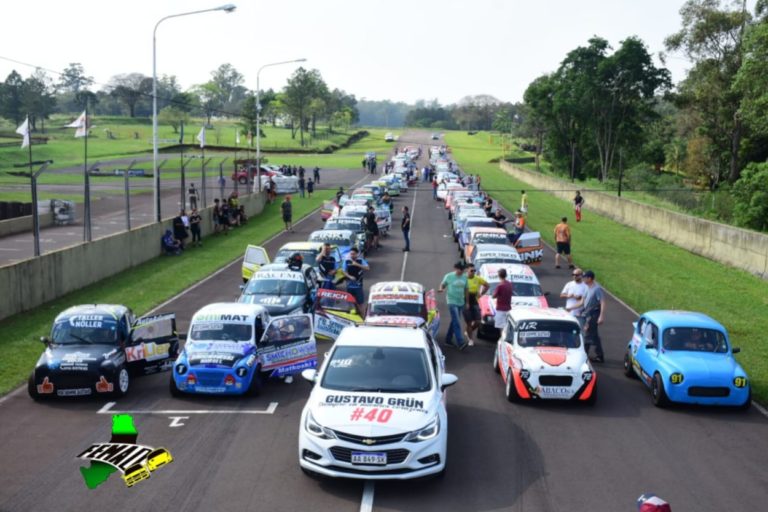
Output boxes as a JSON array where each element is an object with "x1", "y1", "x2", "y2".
[
  {"x1": 15, "y1": 116, "x2": 30, "y2": 149},
  {"x1": 196, "y1": 126, "x2": 206, "y2": 148},
  {"x1": 67, "y1": 111, "x2": 88, "y2": 138},
  {"x1": 236, "y1": 130, "x2": 241, "y2": 145},
  {"x1": 247, "y1": 130, "x2": 253, "y2": 148}
]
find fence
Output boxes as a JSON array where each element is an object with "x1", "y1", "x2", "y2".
[{"x1": 499, "y1": 161, "x2": 768, "y2": 279}]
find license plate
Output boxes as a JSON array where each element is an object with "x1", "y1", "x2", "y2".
[
  {"x1": 57, "y1": 388, "x2": 92, "y2": 396},
  {"x1": 351, "y1": 452, "x2": 387, "y2": 465}
]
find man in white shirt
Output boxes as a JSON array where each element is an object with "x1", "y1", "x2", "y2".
[{"x1": 561, "y1": 268, "x2": 588, "y2": 319}]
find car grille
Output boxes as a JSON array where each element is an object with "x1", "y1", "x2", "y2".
[
  {"x1": 330, "y1": 447, "x2": 410, "y2": 465},
  {"x1": 538, "y1": 375, "x2": 573, "y2": 387},
  {"x1": 688, "y1": 386, "x2": 730, "y2": 397},
  {"x1": 195, "y1": 373, "x2": 223, "y2": 387},
  {"x1": 331, "y1": 430, "x2": 406, "y2": 446}
]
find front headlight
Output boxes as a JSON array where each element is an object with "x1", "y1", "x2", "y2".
[
  {"x1": 305, "y1": 411, "x2": 337, "y2": 440},
  {"x1": 404, "y1": 416, "x2": 440, "y2": 442}
]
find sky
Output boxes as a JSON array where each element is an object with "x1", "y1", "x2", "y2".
[{"x1": 0, "y1": 0, "x2": 755, "y2": 105}]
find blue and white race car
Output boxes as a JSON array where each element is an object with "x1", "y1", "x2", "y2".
[
  {"x1": 170, "y1": 303, "x2": 317, "y2": 396},
  {"x1": 623, "y1": 310, "x2": 750, "y2": 409}
]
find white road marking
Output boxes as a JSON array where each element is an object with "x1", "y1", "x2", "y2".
[
  {"x1": 399, "y1": 181, "x2": 419, "y2": 281},
  {"x1": 360, "y1": 481, "x2": 375, "y2": 512},
  {"x1": 97, "y1": 401, "x2": 278, "y2": 415},
  {"x1": 169, "y1": 416, "x2": 189, "y2": 427}
]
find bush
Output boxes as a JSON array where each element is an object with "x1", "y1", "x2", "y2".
[
  {"x1": 732, "y1": 162, "x2": 768, "y2": 231},
  {"x1": 621, "y1": 164, "x2": 658, "y2": 192}
]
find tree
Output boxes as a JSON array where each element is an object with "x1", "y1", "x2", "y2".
[
  {"x1": 665, "y1": 0, "x2": 751, "y2": 183},
  {"x1": 282, "y1": 67, "x2": 326, "y2": 145},
  {"x1": 0, "y1": 70, "x2": 25, "y2": 125},
  {"x1": 170, "y1": 91, "x2": 198, "y2": 113},
  {"x1": 191, "y1": 82, "x2": 223, "y2": 125},
  {"x1": 210, "y1": 63, "x2": 246, "y2": 112},
  {"x1": 57, "y1": 63, "x2": 93, "y2": 93},
  {"x1": 239, "y1": 91, "x2": 260, "y2": 137},
  {"x1": 158, "y1": 105, "x2": 189, "y2": 133},
  {"x1": 22, "y1": 69, "x2": 57, "y2": 132},
  {"x1": 734, "y1": 19, "x2": 768, "y2": 137},
  {"x1": 732, "y1": 162, "x2": 768, "y2": 230},
  {"x1": 108, "y1": 73, "x2": 151, "y2": 117}
]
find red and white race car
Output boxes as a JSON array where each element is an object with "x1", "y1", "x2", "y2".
[
  {"x1": 477, "y1": 263, "x2": 548, "y2": 339},
  {"x1": 493, "y1": 308, "x2": 596, "y2": 404}
]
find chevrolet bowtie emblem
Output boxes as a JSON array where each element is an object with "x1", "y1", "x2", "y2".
[{"x1": 362, "y1": 439, "x2": 375, "y2": 445}]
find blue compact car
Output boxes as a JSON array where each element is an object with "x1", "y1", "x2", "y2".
[{"x1": 623, "y1": 311, "x2": 750, "y2": 409}]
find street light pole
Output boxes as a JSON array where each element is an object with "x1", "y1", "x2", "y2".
[
  {"x1": 255, "y1": 58, "x2": 306, "y2": 193},
  {"x1": 153, "y1": 3, "x2": 236, "y2": 223}
]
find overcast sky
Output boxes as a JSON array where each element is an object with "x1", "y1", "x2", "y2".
[{"x1": 0, "y1": 0, "x2": 755, "y2": 105}]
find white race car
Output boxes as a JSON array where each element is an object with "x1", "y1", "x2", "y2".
[
  {"x1": 477, "y1": 263, "x2": 548, "y2": 338},
  {"x1": 298, "y1": 326, "x2": 458, "y2": 480},
  {"x1": 493, "y1": 308, "x2": 597, "y2": 404}
]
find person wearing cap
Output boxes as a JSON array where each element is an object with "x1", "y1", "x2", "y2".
[
  {"x1": 573, "y1": 270, "x2": 606, "y2": 362},
  {"x1": 438, "y1": 262, "x2": 469, "y2": 350}
]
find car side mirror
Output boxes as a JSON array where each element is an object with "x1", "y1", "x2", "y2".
[
  {"x1": 40, "y1": 336, "x2": 50, "y2": 345},
  {"x1": 732, "y1": 347, "x2": 741, "y2": 354},
  {"x1": 301, "y1": 369, "x2": 317, "y2": 383},
  {"x1": 441, "y1": 373, "x2": 458, "y2": 390}
]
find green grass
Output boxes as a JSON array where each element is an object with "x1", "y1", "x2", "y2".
[
  {"x1": 0, "y1": 193, "x2": 327, "y2": 395},
  {"x1": 445, "y1": 130, "x2": 768, "y2": 404}
]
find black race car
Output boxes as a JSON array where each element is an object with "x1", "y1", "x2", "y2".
[{"x1": 28, "y1": 304, "x2": 179, "y2": 400}]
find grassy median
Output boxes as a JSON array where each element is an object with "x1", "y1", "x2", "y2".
[
  {"x1": 446, "y1": 130, "x2": 768, "y2": 404},
  {"x1": 0, "y1": 194, "x2": 326, "y2": 395}
]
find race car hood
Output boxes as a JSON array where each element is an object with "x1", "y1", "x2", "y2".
[
  {"x1": 363, "y1": 315, "x2": 425, "y2": 328},
  {"x1": 239, "y1": 293, "x2": 304, "y2": 315},
  {"x1": 310, "y1": 388, "x2": 438, "y2": 435},
  {"x1": 39, "y1": 345, "x2": 114, "y2": 372},
  {"x1": 184, "y1": 341, "x2": 256, "y2": 369},
  {"x1": 514, "y1": 346, "x2": 587, "y2": 369},
  {"x1": 479, "y1": 295, "x2": 548, "y2": 316},
  {"x1": 662, "y1": 351, "x2": 742, "y2": 381}
]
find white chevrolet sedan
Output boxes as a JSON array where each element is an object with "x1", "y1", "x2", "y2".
[{"x1": 298, "y1": 326, "x2": 457, "y2": 479}]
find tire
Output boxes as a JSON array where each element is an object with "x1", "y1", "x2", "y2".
[
  {"x1": 27, "y1": 373, "x2": 41, "y2": 402},
  {"x1": 169, "y1": 375, "x2": 183, "y2": 397},
  {"x1": 492, "y1": 349, "x2": 500, "y2": 374},
  {"x1": 247, "y1": 369, "x2": 263, "y2": 396},
  {"x1": 651, "y1": 372, "x2": 670, "y2": 408},
  {"x1": 238, "y1": 176, "x2": 247, "y2": 185},
  {"x1": 623, "y1": 350, "x2": 636, "y2": 379},
  {"x1": 112, "y1": 366, "x2": 130, "y2": 398},
  {"x1": 505, "y1": 369, "x2": 521, "y2": 403}
]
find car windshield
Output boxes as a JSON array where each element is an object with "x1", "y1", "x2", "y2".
[
  {"x1": 342, "y1": 210, "x2": 366, "y2": 220},
  {"x1": 487, "y1": 281, "x2": 543, "y2": 296},
  {"x1": 321, "y1": 345, "x2": 432, "y2": 393},
  {"x1": 368, "y1": 300, "x2": 424, "y2": 318},
  {"x1": 275, "y1": 249, "x2": 318, "y2": 265},
  {"x1": 326, "y1": 220, "x2": 362, "y2": 232},
  {"x1": 473, "y1": 234, "x2": 508, "y2": 244},
  {"x1": 662, "y1": 327, "x2": 728, "y2": 353},
  {"x1": 311, "y1": 235, "x2": 350, "y2": 246},
  {"x1": 517, "y1": 321, "x2": 581, "y2": 349},
  {"x1": 243, "y1": 278, "x2": 307, "y2": 296},
  {"x1": 318, "y1": 294, "x2": 357, "y2": 313},
  {"x1": 190, "y1": 322, "x2": 253, "y2": 342},
  {"x1": 51, "y1": 316, "x2": 119, "y2": 345}
]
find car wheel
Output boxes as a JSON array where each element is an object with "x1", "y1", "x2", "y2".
[
  {"x1": 112, "y1": 367, "x2": 130, "y2": 398},
  {"x1": 492, "y1": 349, "x2": 500, "y2": 374},
  {"x1": 505, "y1": 369, "x2": 520, "y2": 403},
  {"x1": 623, "y1": 350, "x2": 636, "y2": 379},
  {"x1": 169, "y1": 375, "x2": 183, "y2": 397},
  {"x1": 651, "y1": 372, "x2": 669, "y2": 408},
  {"x1": 27, "y1": 373, "x2": 42, "y2": 401},
  {"x1": 238, "y1": 176, "x2": 247, "y2": 185},
  {"x1": 248, "y1": 369, "x2": 263, "y2": 396}
]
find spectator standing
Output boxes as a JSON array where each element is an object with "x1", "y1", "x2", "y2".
[
  {"x1": 268, "y1": 178, "x2": 277, "y2": 203},
  {"x1": 401, "y1": 205, "x2": 411, "y2": 252},
  {"x1": 561, "y1": 268, "x2": 588, "y2": 320},
  {"x1": 575, "y1": 270, "x2": 606, "y2": 362},
  {"x1": 228, "y1": 192, "x2": 240, "y2": 227},
  {"x1": 188, "y1": 183, "x2": 199, "y2": 210},
  {"x1": 573, "y1": 191, "x2": 585, "y2": 222},
  {"x1": 463, "y1": 264, "x2": 488, "y2": 345},
  {"x1": 343, "y1": 247, "x2": 370, "y2": 304},
  {"x1": 307, "y1": 178, "x2": 314, "y2": 198},
  {"x1": 219, "y1": 200, "x2": 230, "y2": 234},
  {"x1": 298, "y1": 166, "x2": 305, "y2": 180},
  {"x1": 172, "y1": 210, "x2": 189, "y2": 249},
  {"x1": 438, "y1": 262, "x2": 469, "y2": 350},
  {"x1": 218, "y1": 175, "x2": 226, "y2": 199},
  {"x1": 554, "y1": 217, "x2": 575, "y2": 269},
  {"x1": 316, "y1": 243, "x2": 338, "y2": 289},
  {"x1": 432, "y1": 177, "x2": 439, "y2": 200},
  {"x1": 281, "y1": 195, "x2": 294, "y2": 232},
  {"x1": 483, "y1": 197, "x2": 494, "y2": 217},
  {"x1": 189, "y1": 208, "x2": 202, "y2": 247},
  {"x1": 313, "y1": 166, "x2": 320, "y2": 183},
  {"x1": 336, "y1": 186, "x2": 344, "y2": 202},
  {"x1": 492, "y1": 268, "x2": 513, "y2": 336},
  {"x1": 520, "y1": 190, "x2": 529, "y2": 214},
  {"x1": 298, "y1": 176, "x2": 306, "y2": 198},
  {"x1": 212, "y1": 199, "x2": 221, "y2": 233},
  {"x1": 364, "y1": 206, "x2": 380, "y2": 249}
]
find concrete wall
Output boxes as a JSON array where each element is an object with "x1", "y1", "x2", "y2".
[
  {"x1": 499, "y1": 161, "x2": 768, "y2": 279},
  {"x1": 0, "y1": 212, "x2": 54, "y2": 237},
  {"x1": 0, "y1": 192, "x2": 266, "y2": 321}
]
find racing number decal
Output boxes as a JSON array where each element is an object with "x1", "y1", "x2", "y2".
[
  {"x1": 349, "y1": 407, "x2": 393, "y2": 423},
  {"x1": 734, "y1": 377, "x2": 748, "y2": 388},
  {"x1": 670, "y1": 374, "x2": 684, "y2": 384}
]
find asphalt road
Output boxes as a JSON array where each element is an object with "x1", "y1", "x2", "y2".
[{"x1": 0, "y1": 130, "x2": 766, "y2": 512}]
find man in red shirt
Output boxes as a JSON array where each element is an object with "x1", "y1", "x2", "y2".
[{"x1": 492, "y1": 268, "x2": 513, "y2": 337}]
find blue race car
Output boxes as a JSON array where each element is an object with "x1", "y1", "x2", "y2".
[
  {"x1": 170, "y1": 303, "x2": 317, "y2": 397},
  {"x1": 623, "y1": 311, "x2": 750, "y2": 409}
]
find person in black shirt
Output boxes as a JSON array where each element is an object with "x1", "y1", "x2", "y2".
[
  {"x1": 189, "y1": 208, "x2": 202, "y2": 247},
  {"x1": 316, "y1": 243, "x2": 337, "y2": 289},
  {"x1": 172, "y1": 210, "x2": 188, "y2": 249},
  {"x1": 343, "y1": 247, "x2": 370, "y2": 304},
  {"x1": 364, "y1": 206, "x2": 380, "y2": 250},
  {"x1": 307, "y1": 178, "x2": 314, "y2": 198},
  {"x1": 313, "y1": 166, "x2": 320, "y2": 183},
  {"x1": 401, "y1": 205, "x2": 411, "y2": 252},
  {"x1": 483, "y1": 197, "x2": 494, "y2": 217},
  {"x1": 492, "y1": 208, "x2": 510, "y2": 230}
]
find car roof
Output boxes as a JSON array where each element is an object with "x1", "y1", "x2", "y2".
[
  {"x1": 480, "y1": 263, "x2": 539, "y2": 283},
  {"x1": 642, "y1": 310, "x2": 727, "y2": 332},
  {"x1": 508, "y1": 307, "x2": 580, "y2": 324},
  {"x1": 335, "y1": 325, "x2": 428, "y2": 348},
  {"x1": 257, "y1": 263, "x2": 312, "y2": 276},
  {"x1": 192, "y1": 302, "x2": 267, "y2": 321},
  {"x1": 370, "y1": 281, "x2": 425, "y2": 294},
  {"x1": 56, "y1": 304, "x2": 129, "y2": 321}
]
